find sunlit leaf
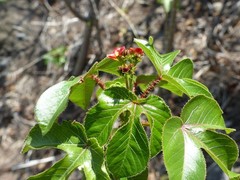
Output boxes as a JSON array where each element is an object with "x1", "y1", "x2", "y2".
[
  {"x1": 181, "y1": 95, "x2": 224, "y2": 127},
  {"x1": 35, "y1": 77, "x2": 80, "y2": 135},
  {"x1": 84, "y1": 87, "x2": 137, "y2": 145},
  {"x1": 167, "y1": 58, "x2": 193, "y2": 78},
  {"x1": 161, "y1": 75, "x2": 212, "y2": 97},
  {"x1": 134, "y1": 38, "x2": 180, "y2": 75},
  {"x1": 106, "y1": 108, "x2": 149, "y2": 178},
  {"x1": 97, "y1": 58, "x2": 121, "y2": 76},
  {"x1": 192, "y1": 130, "x2": 239, "y2": 179},
  {"x1": 163, "y1": 117, "x2": 206, "y2": 180},
  {"x1": 23, "y1": 121, "x2": 109, "y2": 180},
  {"x1": 139, "y1": 95, "x2": 171, "y2": 157},
  {"x1": 69, "y1": 63, "x2": 99, "y2": 110},
  {"x1": 163, "y1": 96, "x2": 240, "y2": 180},
  {"x1": 86, "y1": 86, "x2": 171, "y2": 176}
]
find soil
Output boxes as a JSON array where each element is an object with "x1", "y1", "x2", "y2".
[{"x1": 0, "y1": 0, "x2": 240, "y2": 179}]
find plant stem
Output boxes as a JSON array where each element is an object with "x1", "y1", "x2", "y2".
[
  {"x1": 124, "y1": 74, "x2": 130, "y2": 90},
  {"x1": 140, "y1": 76, "x2": 162, "y2": 98}
]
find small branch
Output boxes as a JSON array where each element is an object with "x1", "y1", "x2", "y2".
[
  {"x1": 11, "y1": 156, "x2": 56, "y2": 171},
  {"x1": 64, "y1": 0, "x2": 90, "y2": 22},
  {"x1": 140, "y1": 76, "x2": 162, "y2": 98},
  {"x1": 163, "y1": 0, "x2": 178, "y2": 52},
  {"x1": 108, "y1": 0, "x2": 138, "y2": 37},
  {"x1": 141, "y1": 119, "x2": 150, "y2": 127}
]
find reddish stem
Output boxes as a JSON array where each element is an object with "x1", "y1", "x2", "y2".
[
  {"x1": 140, "y1": 76, "x2": 162, "y2": 98},
  {"x1": 91, "y1": 75, "x2": 106, "y2": 90}
]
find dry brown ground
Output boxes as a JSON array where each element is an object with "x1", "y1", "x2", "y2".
[{"x1": 0, "y1": 0, "x2": 240, "y2": 179}]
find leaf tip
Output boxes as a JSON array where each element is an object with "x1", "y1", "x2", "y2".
[{"x1": 148, "y1": 36, "x2": 154, "y2": 45}]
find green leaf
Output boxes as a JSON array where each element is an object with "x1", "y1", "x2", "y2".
[
  {"x1": 161, "y1": 75, "x2": 212, "y2": 97},
  {"x1": 28, "y1": 147, "x2": 91, "y2": 180},
  {"x1": 23, "y1": 121, "x2": 109, "y2": 180},
  {"x1": 69, "y1": 77, "x2": 95, "y2": 110},
  {"x1": 162, "y1": 117, "x2": 206, "y2": 180},
  {"x1": 181, "y1": 95, "x2": 225, "y2": 127},
  {"x1": 136, "y1": 75, "x2": 156, "y2": 85},
  {"x1": 69, "y1": 63, "x2": 98, "y2": 110},
  {"x1": 85, "y1": 86, "x2": 171, "y2": 176},
  {"x1": 139, "y1": 95, "x2": 171, "y2": 157},
  {"x1": 192, "y1": 130, "x2": 239, "y2": 179},
  {"x1": 82, "y1": 138, "x2": 110, "y2": 180},
  {"x1": 96, "y1": 77, "x2": 126, "y2": 98},
  {"x1": 22, "y1": 121, "x2": 87, "y2": 154},
  {"x1": 127, "y1": 168, "x2": 148, "y2": 180},
  {"x1": 160, "y1": 50, "x2": 181, "y2": 71},
  {"x1": 43, "y1": 46, "x2": 67, "y2": 66},
  {"x1": 35, "y1": 77, "x2": 80, "y2": 135},
  {"x1": 84, "y1": 87, "x2": 137, "y2": 145},
  {"x1": 157, "y1": 0, "x2": 174, "y2": 13},
  {"x1": 163, "y1": 97, "x2": 240, "y2": 180},
  {"x1": 97, "y1": 58, "x2": 121, "y2": 76},
  {"x1": 134, "y1": 38, "x2": 180, "y2": 75},
  {"x1": 106, "y1": 109, "x2": 149, "y2": 178},
  {"x1": 167, "y1": 58, "x2": 193, "y2": 78}
]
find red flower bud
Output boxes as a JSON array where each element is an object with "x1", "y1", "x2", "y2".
[
  {"x1": 129, "y1": 47, "x2": 144, "y2": 56},
  {"x1": 134, "y1": 48, "x2": 144, "y2": 56}
]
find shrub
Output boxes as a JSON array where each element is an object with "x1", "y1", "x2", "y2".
[{"x1": 22, "y1": 37, "x2": 240, "y2": 180}]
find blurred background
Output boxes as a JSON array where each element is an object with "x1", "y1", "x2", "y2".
[{"x1": 0, "y1": 0, "x2": 239, "y2": 179}]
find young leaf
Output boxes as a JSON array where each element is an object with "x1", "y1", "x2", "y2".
[
  {"x1": 106, "y1": 109, "x2": 149, "y2": 178},
  {"x1": 22, "y1": 121, "x2": 109, "y2": 179},
  {"x1": 162, "y1": 117, "x2": 206, "y2": 180},
  {"x1": 134, "y1": 38, "x2": 180, "y2": 75},
  {"x1": 97, "y1": 58, "x2": 121, "y2": 76},
  {"x1": 69, "y1": 62, "x2": 98, "y2": 110},
  {"x1": 167, "y1": 58, "x2": 193, "y2": 78},
  {"x1": 136, "y1": 73, "x2": 212, "y2": 98},
  {"x1": 161, "y1": 75, "x2": 212, "y2": 97},
  {"x1": 34, "y1": 77, "x2": 80, "y2": 135},
  {"x1": 69, "y1": 77, "x2": 95, "y2": 110},
  {"x1": 84, "y1": 87, "x2": 137, "y2": 145}
]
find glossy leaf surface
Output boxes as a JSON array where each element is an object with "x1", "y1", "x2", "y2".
[
  {"x1": 69, "y1": 63, "x2": 98, "y2": 110},
  {"x1": 181, "y1": 95, "x2": 224, "y2": 126},
  {"x1": 84, "y1": 87, "x2": 137, "y2": 145},
  {"x1": 35, "y1": 77, "x2": 80, "y2": 135},
  {"x1": 163, "y1": 96, "x2": 239, "y2": 180},
  {"x1": 85, "y1": 86, "x2": 171, "y2": 177},
  {"x1": 106, "y1": 110, "x2": 149, "y2": 178},
  {"x1": 161, "y1": 75, "x2": 212, "y2": 97},
  {"x1": 167, "y1": 58, "x2": 193, "y2": 78},
  {"x1": 139, "y1": 95, "x2": 171, "y2": 157},
  {"x1": 23, "y1": 121, "x2": 109, "y2": 180},
  {"x1": 97, "y1": 58, "x2": 121, "y2": 76},
  {"x1": 163, "y1": 117, "x2": 206, "y2": 180},
  {"x1": 193, "y1": 131, "x2": 239, "y2": 179},
  {"x1": 69, "y1": 77, "x2": 95, "y2": 110},
  {"x1": 134, "y1": 38, "x2": 180, "y2": 75}
]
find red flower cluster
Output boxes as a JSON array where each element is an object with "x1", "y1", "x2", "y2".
[
  {"x1": 107, "y1": 46, "x2": 126, "y2": 60},
  {"x1": 107, "y1": 46, "x2": 144, "y2": 60}
]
